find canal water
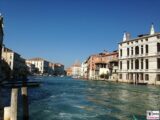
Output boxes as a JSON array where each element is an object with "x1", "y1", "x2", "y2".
[{"x1": 27, "y1": 76, "x2": 160, "y2": 120}]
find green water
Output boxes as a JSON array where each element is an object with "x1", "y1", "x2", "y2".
[{"x1": 27, "y1": 76, "x2": 160, "y2": 120}]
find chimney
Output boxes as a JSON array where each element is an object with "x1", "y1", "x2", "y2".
[
  {"x1": 150, "y1": 23, "x2": 155, "y2": 35},
  {"x1": 123, "y1": 32, "x2": 130, "y2": 41}
]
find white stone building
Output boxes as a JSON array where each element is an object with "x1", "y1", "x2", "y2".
[
  {"x1": 118, "y1": 24, "x2": 160, "y2": 85},
  {"x1": 26, "y1": 58, "x2": 49, "y2": 74},
  {"x1": 2, "y1": 46, "x2": 28, "y2": 78},
  {"x1": 2, "y1": 46, "x2": 25, "y2": 70},
  {"x1": 25, "y1": 61, "x2": 36, "y2": 74},
  {"x1": 80, "y1": 61, "x2": 88, "y2": 79},
  {"x1": 71, "y1": 61, "x2": 81, "y2": 78}
]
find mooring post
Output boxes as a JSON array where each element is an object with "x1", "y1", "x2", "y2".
[
  {"x1": 4, "y1": 106, "x2": 11, "y2": 120},
  {"x1": 21, "y1": 86, "x2": 29, "y2": 120},
  {"x1": 10, "y1": 88, "x2": 18, "y2": 120}
]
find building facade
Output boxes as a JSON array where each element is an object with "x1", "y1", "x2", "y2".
[
  {"x1": 86, "y1": 51, "x2": 118, "y2": 80},
  {"x1": 66, "y1": 61, "x2": 81, "y2": 78},
  {"x1": 118, "y1": 25, "x2": 160, "y2": 85},
  {"x1": 71, "y1": 64, "x2": 81, "y2": 78},
  {"x1": 66, "y1": 67, "x2": 72, "y2": 76},
  {"x1": 80, "y1": 61, "x2": 88, "y2": 79},
  {"x1": 25, "y1": 61, "x2": 36, "y2": 74},
  {"x1": 26, "y1": 58, "x2": 49, "y2": 74},
  {"x1": 2, "y1": 46, "x2": 28, "y2": 78},
  {"x1": 54, "y1": 63, "x2": 65, "y2": 76}
]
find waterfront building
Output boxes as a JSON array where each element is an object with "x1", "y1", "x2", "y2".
[
  {"x1": 54, "y1": 63, "x2": 65, "y2": 76},
  {"x1": 86, "y1": 54, "x2": 102, "y2": 79},
  {"x1": 118, "y1": 24, "x2": 160, "y2": 85},
  {"x1": 2, "y1": 45, "x2": 27, "y2": 78},
  {"x1": 86, "y1": 51, "x2": 118, "y2": 80},
  {"x1": 95, "y1": 51, "x2": 118, "y2": 80},
  {"x1": 80, "y1": 61, "x2": 88, "y2": 79},
  {"x1": 25, "y1": 61, "x2": 36, "y2": 74},
  {"x1": 48, "y1": 62, "x2": 55, "y2": 75},
  {"x1": 26, "y1": 58, "x2": 49, "y2": 74},
  {"x1": 0, "y1": 15, "x2": 4, "y2": 80},
  {"x1": 71, "y1": 61, "x2": 81, "y2": 78},
  {"x1": 66, "y1": 67, "x2": 72, "y2": 76}
]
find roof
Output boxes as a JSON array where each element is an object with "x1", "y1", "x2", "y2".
[
  {"x1": 118, "y1": 32, "x2": 160, "y2": 44},
  {"x1": 55, "y1": 63, "x2": 64, "y2": 66},
  {"x1": 3, "y1": 46, "x2": 21, "y2": 56}
]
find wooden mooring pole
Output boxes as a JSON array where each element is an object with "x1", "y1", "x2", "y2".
[
  {"x1": 4, "y1": 107, "x2": 11, "y2": 120},
  {"x1": 21, "y1": 86, "x2": 29, "y2": 120},
  {"x1": 3, "y1": 80, "x2": 40, "y2": 120},
  {"x1": 10, "y1": 88, "x2": 18, "y2": 120}
]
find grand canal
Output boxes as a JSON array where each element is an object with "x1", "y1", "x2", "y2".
[{"x1": 26, "y1": 76, "x2": 160, "y2": 120}]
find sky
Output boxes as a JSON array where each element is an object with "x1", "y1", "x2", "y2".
[{"x1": 0, "y1": 0, "x2": 160, "y2": 68}]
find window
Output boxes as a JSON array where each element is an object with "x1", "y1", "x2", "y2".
[
  {"x1": 141, "y1": 59, "x2": 143, "y2": 69},
  {"x1": 120, "y1": 49, "x2": 122, "y2": 56},
  {"x1": 130, "y1": 73, "x2": 133, "y2": 80},
  {"x1": 145, "y1": 74, "x2": 149, "y2": 81},
  {"x1": 119, "y1": 74, "x2": 122, "y2": 79},
  {"x1": 120, "y1": 61, "x2": 122, "y2": 69},
  {"x1": 157, "y1": 35, "x2": 160, "y2": 39},
  {"x1": 140, "y1": 73, "x2": 143, "y2": 80},
  {"x1": 127, "y1": 48, "x2": 129, "y2": 56},
  {"x1": 135, "y1": 46, "x2": 139, "y2": 55},
  {"x1": 131, "y1": 47, "x2": 133, "y2": 55},
  {"x1": 146, "y1": 45, "x2": 148, "y2": 54},
  {"x1": 157, "y1": 74, "x2": 160, "y2": 81},
  {"x1": 131, "y1": 59, "x2": 133, "y2": 69},
  {"x1": 141, "y1": 45, "x2": 143, "y2": 54},
  {"x1": 135, "y1": 59, "x2": 139, "y2": 69},
  {"x1": 127, "y1": 61, "x2": 129, "y2": 70},
  {"x1": 157, "y1": 43, "x2": 160, "y2": 52},
  {"x1": 157, "y1": 58, "x2": 160, "y2": 69},
  {"x1": 126, "y1": 74, "x2": 129, "y2": 80},
  {"x1": 145, "y1": 59, "x2": 149, "y2": 69}
]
